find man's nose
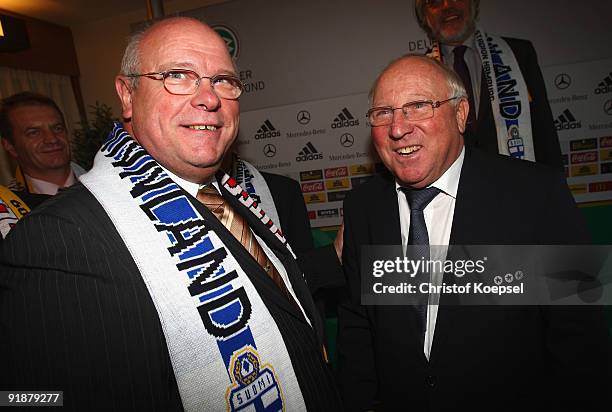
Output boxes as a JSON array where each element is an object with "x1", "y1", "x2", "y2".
[
  {"x1": 389, "y1": 110, "x2": 414, "y2": 140},
  {"x1": 43, "y1": 128, "x2": 62, "y2": 143},
  {"x1": 190, "y1": 78, "x2": 221, "y2": 111}
]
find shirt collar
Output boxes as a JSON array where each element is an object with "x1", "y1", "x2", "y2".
[
  {"x1": 395, "y1": 146, "x2": 465, "y2": 199},
  {"x1": 441, "y1": 33, "x2": 476, "y2": 56},
  {"x1": 158, "y1": 165, "x2": 218, "y2": 197},
  {"x1": 25, "y1": 170, "x2": 77, "y2": 196}
]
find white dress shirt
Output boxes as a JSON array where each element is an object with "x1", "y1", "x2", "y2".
[
  {"x1": 27, "y1": 172, "x2": 76, "y2": 195},
  {"x1": 396, "y1": 147, "x2": 465, "y2": 359},
  {"x1": 23, "y1": 162, "x2": 85, "y2": 195},
  {"x1": 162, "y1": 167, "x2": 311, "y2": 325}
]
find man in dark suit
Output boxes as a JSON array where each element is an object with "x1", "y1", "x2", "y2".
[
  {"x1": 0, "y1": 17, "x2": 340, "y2": 411},
  {"x1": 414, "y1": 0, "x2": 563, "y2": 170},
  {"x1": 337, "y1": 54, "x2": 607, "y2": 411}
]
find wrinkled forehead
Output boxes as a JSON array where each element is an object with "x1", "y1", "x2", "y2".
[
  {"x1": 139, "y1": 19, "x2": 233, "y2": 71},
  {"x1": 373, "y1": 59, "x2": 450, "y2": 103},
  {"x1": 10, "y1": 104, "x2": 63, "y2": 123}
]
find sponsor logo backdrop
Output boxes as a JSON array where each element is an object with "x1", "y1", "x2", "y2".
[
  {"x1": 544, "y1": 58, "x2": 612, "y2": 203},
  {"x1": 237, "y1": 93, "x2": 378, "y2": 227}
]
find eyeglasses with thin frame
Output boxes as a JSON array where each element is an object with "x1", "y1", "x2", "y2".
[
  {"x1": 126, "y1": 69, "x2": 244, "y2": 99},
  {"x1": 366, "y1": 96, "x2": 461, "y2": 127}
]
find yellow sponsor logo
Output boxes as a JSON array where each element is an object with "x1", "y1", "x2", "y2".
[
  {"x1": 568, "y1": 184, "x2": 588, "y2": 195},
  {"x1": 303, "y1": 192, "x2": 327, "y2": 204},
  {"x1": 325, "y1": 178, "x2": 350, "y2": 191},
  {"x1": 570, "y1": 163, "x2": 598, "y2": 177},
  {"x1": 600, "y1": 149, "x2": 612, "y2": 161},
  {"x1": 350, "y1": 163, "x2": 375, "y2": 176}
]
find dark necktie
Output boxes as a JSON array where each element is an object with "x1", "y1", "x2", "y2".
[
  {"x1": 402, "y1": 186, "x2": 441, "y2": 343},
  {"x1": 453, "y1": 45, "x2": 477, "y2": 131},
  {"x1": 196, "y1": 186, "x2": 299, "y2": 307}
]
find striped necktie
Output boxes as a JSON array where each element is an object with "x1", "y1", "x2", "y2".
[
  {"x1": 196, "y1": 186, "x2": 299, "y2": 307},
  {"x1": 402, "y1": 186, "x2": 441, "y2": 343}
]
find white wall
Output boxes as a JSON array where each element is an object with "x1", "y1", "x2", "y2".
[{"x1": 72, "y1": 0, "x2": 612, "y2": 117}]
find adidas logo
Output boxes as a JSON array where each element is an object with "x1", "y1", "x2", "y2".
[
  {"x1": 296, "y1": 142, "x2": 323, "y2": 162},
  {"x1": 331, "y1": 107, "x2": 360, "y2": 129},
  {"x1": 554, "y1": 109, "x2": 581, "y2": 131},
  {"x1": 595, "y1": 72, "x2": 612, "y2": 95},
  {"x1": 254, "y1": 119, "x2": 280, "y2": 139}
]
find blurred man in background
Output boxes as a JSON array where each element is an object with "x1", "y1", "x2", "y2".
[
  {"x1": 414, "y1": 0, "x2": 563, "y2": 169},
  {"x1": 0, "y1": 91, "x2": 84, "y2": 195}
]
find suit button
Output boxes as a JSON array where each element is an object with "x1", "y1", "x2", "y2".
[{"x1": 426, "y1": 375, "x2": 436, "y2": 387}]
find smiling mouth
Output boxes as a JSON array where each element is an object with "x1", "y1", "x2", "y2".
[
  {"x1": 185, "y1": 125, "x2": 218, "y2": 131},
  {"x1": 40, "y1": 146, "x2": 65, "y2": 154},
  {"x1": 397, "y1": 145, "x2": 422, "y2": 156},
  {"x1": 442, "y1": 14, "x2": 462, "y2": 23}
]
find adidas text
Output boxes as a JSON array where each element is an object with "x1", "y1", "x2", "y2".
[
  {"x1": 254, "y1": 130, "x2": 280, "y2": 139},
  {"x1": 555, "y1": 121, "x2": 581, "y2": 131},
  {"x1": 296, "y1": 153, "x2": 323, "y2": 162},
  {"x1": 595, "y1": 85, "x2": 612, "y2": 95},
  {"x1": 332, "y1": 119, "x2": 360, "y2": 129}
]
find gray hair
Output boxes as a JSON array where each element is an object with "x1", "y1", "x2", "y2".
[
  {"x1": 414, "y1": 0, "x2": 480, "y2": 40},
  {"x1": 119, "y1": 25, "x2": 150, "y2": 88},
  {"x1": 369, "y1": 53, "x2": 467, "y2": 106}
]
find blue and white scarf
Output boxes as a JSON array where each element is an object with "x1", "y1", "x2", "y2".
[
  {"x1": 232, "y1": 156, "x2": 281, "y2": 232},
  {"x1": 430, "y1": 27, "x2": 535, "y2": 161},
  {"x1": 80, "y1": 124, "x2": 306, "y2": 412}
]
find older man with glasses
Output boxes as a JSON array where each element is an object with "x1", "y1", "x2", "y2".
[
  {"x1": 337, "y1": 54, "x2": 607, "y2": 411},
  {"x1": 0, "y1": 17, "x2": 341, "y2": 411},
  {"x1": 414, "y1": 0, "x2": 563, "y2": 170}
]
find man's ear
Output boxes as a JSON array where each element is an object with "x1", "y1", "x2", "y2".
[
  {"x1": 455, "y1": 97, "x2": 469, "y2": 134},
  {"x1": 115, "y1": 76, "x2": 134, "y2": 120},
  {"x1": 1, "y1": 138, "x2": 18, "y2": 159}
]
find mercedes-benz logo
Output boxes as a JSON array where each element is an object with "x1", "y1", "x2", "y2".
[
  {"x1": 340, "y1": 133, "x2": 354, "y2": 147},
  {"x1": 297, "y1": 110, "x2": 311, "y2": 125},
  {"x1": 554, "y1": 73, "x2": 571, "y2": 90},
  {"x1": 263, "y1": 143, "x2": 277, "y2": 157},
  {"x1": 604, "y1": 99, "x2": 612, "y2": 116}
]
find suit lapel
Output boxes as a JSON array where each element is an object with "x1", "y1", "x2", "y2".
[
  {"x1": 372, "y1": 176, "x2": 427, "y2": 359},
  {"x1": 190, "y1": 188, "x2": 308, "y2": 328},
  {"x1": 372, "y1": 173, "x2": 402, "y2": 245},
  {"x1": 218, "y1": 185, "x2": 321, "y2": 331},
  {"x1": 430, "y1": 149, "x2": 480, "y2": 364},
  {"x1": 449, "y1": 147, "x2": 481, "y2": 245}
]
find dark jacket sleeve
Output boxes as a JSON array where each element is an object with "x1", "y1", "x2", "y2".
[
  {"x1": 336, "y1": 189, "x2": 379, "y2": 411},
  {"x1": 262, "y1": 172, "x2": 343, "y2": 294}
]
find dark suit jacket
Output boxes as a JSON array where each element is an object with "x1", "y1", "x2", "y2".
[
  {"x1": 337, "y1": 148, "x2": 608, "y2": 411},
  {"x1": 442, "y1": 38, "x2": 563, "y2": 170},
  {"x1": 261, "y1": 172, "x2": 343, "y2": 295},
  {"x1": 0, "y1": 182, "x2": 341, "y2": 411}
]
